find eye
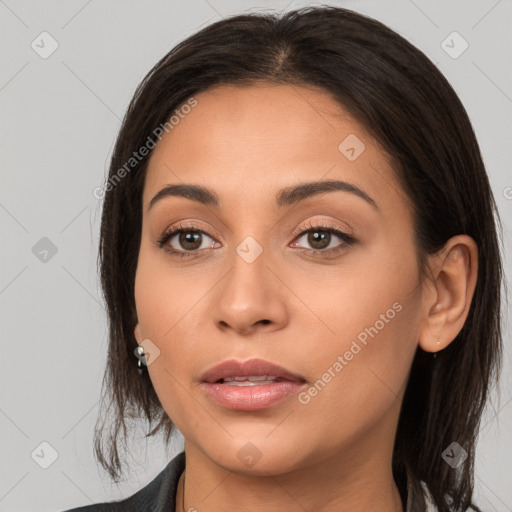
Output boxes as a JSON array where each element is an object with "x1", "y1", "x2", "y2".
[
  {"x1": 290, "y1": 220, "x2": 356, "y2": 255},
  {"x1": 156, "y1": 220, "x2": 356, "y2": 259},
  {"x1": 156, "y1": 222, "x2": 220, "y2": 258}
]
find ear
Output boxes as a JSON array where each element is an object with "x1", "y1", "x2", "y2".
[
  {"x1": 134, "y1": 322, "x2": 142, "y2": 344},
  {"x1": 418, "y1": 235, "x2": 478, "y2": 353}
]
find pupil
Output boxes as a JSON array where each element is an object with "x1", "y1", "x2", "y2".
[
  {"x1": 176, "y1": 230, "x2": 332, "y2": 251},
  {"x1": 308, "y1": 230, "x2": 330, "y2": 249},
  {"x1": 180, "y1": 231, "x2": 201, "y2": 250}
]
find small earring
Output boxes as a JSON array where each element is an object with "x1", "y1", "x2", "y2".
[
  {"x1": 433, "y1": 334, "x2": 441, "y2": 359},
  {"x1": 136, "y1": 345, "x2": 148, "y2": 376}
]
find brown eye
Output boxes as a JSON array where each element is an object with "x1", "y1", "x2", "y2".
[
  {"x1": 164, "y1": 229, "x2": 216, "y2": 253},
  {"x1": 291, "y1": 226, "x2": 355, "y2": 253},
  {"x1": 157, "y1": 223, "x2": 220, "y2": 258},
  {"x1": 177, "y1": 231, "x2": 203, "y2": 251},
  {"x1": 306, "y1": 230, "x2": 331, "y2": 250}
]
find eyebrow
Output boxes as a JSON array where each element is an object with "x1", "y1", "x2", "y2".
[{"x1": 147, "y1": 179, "x2": 378, "y2": 211}]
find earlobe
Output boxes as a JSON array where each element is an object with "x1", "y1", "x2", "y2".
[
  {"x1": 134, "y1": 322, "x2": 141, "y2": 343},
  {"x1": 418, "y1": 235, "x2": 478, "y2": 353}
]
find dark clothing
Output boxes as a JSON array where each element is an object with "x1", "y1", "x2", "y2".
[
  {"x1": 61, "y1": 451, "x2": 439, "y2": 512},
  {"x1": 62, "y1": 452, "x2": 185, "y2": 512}
]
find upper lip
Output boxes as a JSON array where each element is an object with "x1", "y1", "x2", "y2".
[{"x1": 201, "y1": 358, "x2": 306, "y2": 384}]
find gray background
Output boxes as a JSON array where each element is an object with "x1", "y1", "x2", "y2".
[{"x1": 0, "y1": 0, "x2": 510, "y2": 510}]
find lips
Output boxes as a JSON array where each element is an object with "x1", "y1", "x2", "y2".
[
  {"x1": 200, "y1": 358, "x2": 307, "y2": 411},
  {"x1": 201, "y1": 358, "x2": 306, "y2": 384}
]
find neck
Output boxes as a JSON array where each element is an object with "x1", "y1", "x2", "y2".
[{"x1": 176, "y1": 444, "x2": 404, "y2": 512}]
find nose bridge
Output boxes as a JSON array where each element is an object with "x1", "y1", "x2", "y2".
[
  {"x1": 211, "y1": 232, "x2": 287, "y2": 333},
  {"x1": 222, "y1": 235, "x2": 270, "y2": 308}
]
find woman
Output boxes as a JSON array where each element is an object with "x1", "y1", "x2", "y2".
[{"x1": 62, "y1": 6, "x2": 503, "y2": 512}]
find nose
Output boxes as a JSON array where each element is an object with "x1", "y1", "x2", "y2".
[{"x1": 211, "y1": 247, "x2": 288, "y2": 337}]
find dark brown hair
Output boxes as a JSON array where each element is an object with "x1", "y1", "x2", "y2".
[{"x1": 94, "y1": 6, "x2": 503, "y2": 511}]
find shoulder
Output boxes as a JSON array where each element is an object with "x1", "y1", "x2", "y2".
[{"x1": 58, "y1": 452, "x2": 185, "y2": 512}]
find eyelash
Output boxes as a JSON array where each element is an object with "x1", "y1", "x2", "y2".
[{"x1": 155, "y1": 220, "x2": 356, "y2": 260}]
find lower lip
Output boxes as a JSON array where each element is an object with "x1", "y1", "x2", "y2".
[{"x1": 201, "y1": 381, "x2": 306, "y2": 411}]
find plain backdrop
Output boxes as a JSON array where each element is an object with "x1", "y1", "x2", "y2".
[{"x1": 0, "y1": 1, "x2": 511, "y2": 511}]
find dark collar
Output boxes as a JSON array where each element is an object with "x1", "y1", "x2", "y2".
[
  {"x1": 140, "y1": 451, "x2": 432, "y2": 512},
  {"x1": 64, "y1": 451, "x2": 433, "y2": 511}
]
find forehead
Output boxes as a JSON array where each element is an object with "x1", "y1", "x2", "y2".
[{"x1": 143, "y1": 83, "x2": 402, "y2": 213}]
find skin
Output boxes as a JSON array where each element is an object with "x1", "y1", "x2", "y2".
[{"x1": 133, "y1": 83, "x2": 478, "y2": 512}]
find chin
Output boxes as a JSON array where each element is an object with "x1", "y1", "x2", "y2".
[{"x1": 198, "y1": 436, "x2": 314, "y2": 477}]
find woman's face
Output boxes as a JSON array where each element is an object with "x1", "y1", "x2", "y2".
[{"x1": 134, "y1": 83, "x2": 428, "y2": 475}]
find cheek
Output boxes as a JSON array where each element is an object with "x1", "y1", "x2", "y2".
[
  {"x1": 133, "y1": 247, "x2": 216, "y2": 427},
  {"x1": 288, "y1": 301, "x2": 420, "y2": 456},
  {"x1": 134, "y1": 243, "x2": 211, "y2": 341},
  {"x1": 291, "y1": 246, "x2": 421, "y2": 414},
  {"x1": 291, "y1": 240, "x2": 420, "y2": 354}
]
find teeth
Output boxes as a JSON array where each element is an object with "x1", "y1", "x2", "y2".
[
  {"x1": 224, "y1": 376, "x2": 277, "y2": 382},
  {"x1": 223, "y1": 380, "x2": 277, "y2": 386},
  {"x1": 221, "y1": 375, "x2": 278, "y2": 386}
]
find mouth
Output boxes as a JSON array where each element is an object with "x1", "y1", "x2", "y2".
[
  {"x1": 201, "y1": 358, "x2": 306, "y2": 384},
  {"x1": 217, "y1": 376, "x2": 289, "y2": 386},
  {"x1": 200, "y1": 358, "x2": 307, "y2": 411}
]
